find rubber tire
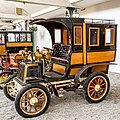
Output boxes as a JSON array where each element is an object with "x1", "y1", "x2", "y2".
[
  {"x1": 15, "y1": 84, "x2": 51, "y2": 118},
  {"x1": 3, "y1": 73, "x2": 17, "y2": 101},
  {"x1": 83, "y1": 72, "x2": 110, "y2": 103}
]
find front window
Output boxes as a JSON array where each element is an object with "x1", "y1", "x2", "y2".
[{"x1": 27, "y1": 66, "x2": 40, "y2": 77}]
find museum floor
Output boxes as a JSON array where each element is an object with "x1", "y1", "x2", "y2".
[{"x1": 0, "y1": 72, "x2": 120, "y2": 120}]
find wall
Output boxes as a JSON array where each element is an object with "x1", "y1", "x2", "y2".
[
  {"x1": 81, "y1": 0, "x2": 120, "y2": 73},
  {"x1": 34, "y1": 25, "x2": 52, "y2": 51}
]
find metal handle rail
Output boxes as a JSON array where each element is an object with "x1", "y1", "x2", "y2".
[{"x1": 85, "y1": 18, "x2": 115, "y2": 24}]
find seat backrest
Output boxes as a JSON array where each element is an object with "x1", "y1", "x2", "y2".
[
  {"x1": 52, "y1": 43, "x2": 62, "y2": 57},
  {"x1": 52, "y1": 44, "x2": 71, "y2": 59}
]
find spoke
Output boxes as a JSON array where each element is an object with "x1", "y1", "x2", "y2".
[
  {"x1": 38, "y1": 93, "x2": 44, "y2": 99},
  {"x1": 95, "y1": 78, "x2": 98, "y2": 84},
  {"x1": 99, "y1": 79, "x2": 103, "y2": 84},
  {"x1": 9, "y1": 91, "x2": 15, "y2": 96},
  {"x1": 96, "y1": 92, "x2": 101, "y2": 98},
  {"x1": 99, "y1": 88, "x2": 105, "y2": 93},
  {"x1": 34, "y1": 106, "x2": 38, "y2": 112},
  {"x1": 89, "y1": 86, "x2": 95, "y2": 88},
  {"x1": 90, "y1": 91, "x2": 95, "y2": 97},
  {"x1": 93, "y1": 91, "x2": 97, "y2": 98},
  {"x1": 24, "y1": 103, "x2": 29, "y2": 108},
  {"x1": 30, "y1": 91, "x2": 34, "y2": 96},
  {"x1": 38, "y1": 102, "x2": 44, "y2": 107},
  {"x1": 21, "y1": 98, "x2": 29, "y2": 103},
  {"x1": 100, "y1": 83, "x2": 106, "y2": 87},
  {"x1": 34, "y1": 90, "x2": 38, "y2": 97},
  {"x1": 91, "y1": 81, "x2": 96, "y2": 86},
  {"x1": 98, "y1": 78, "x2": 101, "y2": 84},
  {"x1": 29, "y1": 105, "x2": 32, "y2": 112},
  {"x1": 89, "y1": 89, "x2": 94, "y2": 93}
]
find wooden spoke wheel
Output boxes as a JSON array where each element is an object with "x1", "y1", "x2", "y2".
[
  {"x1": 83, "y1": 72, "x2": 110, "y2": 103},
  {"x1": 3, "y1": 73, "x2": 17, "y2": 101},
  {"x1": 15, "y1": 84, "x2": 50, "y2": 118},
  {"x1": 0, "y1": 71, "x2": 12, "y2": 84}
]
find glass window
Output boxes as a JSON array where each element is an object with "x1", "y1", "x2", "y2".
[
  {"x1": 54, "y1": 29, "x2": 61, "y2": 43},
  {"x1": 105, "y1": 28, "x2": 115, "y2": 45},
  {"x1": 8, "y1": 33, "x2": 16, "y2": 42},
  {"x1": 20, "y1": 33, "x2": 26, "y2": 42},
  {"x1": 14, "y1": 34, "x2": 19, "y2": 42},
  {"x1": 74, "y1": 26, "x2": 82, "y2": 45},
  {"x1": 27, "y1": 33, "x2": 32, "y2": 42},
  {"x1": 89, "y1": 27, "x2": 100, "y2": 46}
]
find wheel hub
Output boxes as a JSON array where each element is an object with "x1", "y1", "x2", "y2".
[
  {"x1": 95, "y1": 84, "x2": 100, "y2": 92},
  {"x1": 30, "y1": 97, "x2": 38, "y2": 106}
]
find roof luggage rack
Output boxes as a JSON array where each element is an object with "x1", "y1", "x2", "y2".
[{"x1": 85, "y1": 18, "x2": 115, "y2": 24}]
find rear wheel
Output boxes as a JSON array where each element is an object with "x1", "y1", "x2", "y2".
[
  {"x1": 3, "y1": 73, "x2": 17, "y2": 101},
  {"x1": 15, "y1": 84, "x2": 50, "y2": 118},
  {"x1": 83, "y1": 72, "x2": 110, "y2": 103}
]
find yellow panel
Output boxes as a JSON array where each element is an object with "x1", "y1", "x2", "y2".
[
  {"x1": 53, "y1": 63, "x2": 66, "y2": 74},
  {"x1": 63, "y1": 29, "x2": 68, "y2": 45},
  {"x1": 74, "y1": 26, "x2": 82, "y2": 45},
  {"x1": 0, "y1": 45, "x2": 5, "y2": 55},
  {"x1": 69, "y1": 68, "x2": 81, "y2": 75},
  {"x1": 70, "y1": 53, "x2": 83, "y2": 65},
  {"x1": 87, "y1": 51, "x2": 115, "y2": 63},
  {"x1": 83, "y1": 23, "x2": 87, "y2": 65},
  {"x1": 91, "y1": 65, "x2": 107, "y2": 72},
  {"x1": 6, "y1": 42, "x2": 32, "y2": 47}
]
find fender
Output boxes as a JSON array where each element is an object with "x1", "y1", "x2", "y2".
[
  {"x1": 74, "y1": 62, "x2": 117, "y2": 86},
  {"x1": 26, "y1": 77, "x2": 59, "y2": 96}
]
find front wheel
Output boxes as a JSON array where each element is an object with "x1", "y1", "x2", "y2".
[
  {"x1": 83, "y1": 72, "x2": 110, "y2": 103},
  {"x1": 15, "y1": 84, "x2": 50, "y2": 118}
]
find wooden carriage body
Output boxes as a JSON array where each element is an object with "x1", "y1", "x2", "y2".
[{"x1": 31, "y1": 17, "x2": 117, "y2": 78}]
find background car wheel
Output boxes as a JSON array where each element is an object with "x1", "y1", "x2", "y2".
[
  {"x1": 15, "y1": 84, "x2": 50, "y2": 118},
  {"x1": 83, "y1": 72, "x2": 110, "y2": 103},
  {"x1": 0, "y1": 71, "x2": 12, "y2": 85},
  {"x1": 3, "y1": 73, "x2": 17, "y2": 101}
]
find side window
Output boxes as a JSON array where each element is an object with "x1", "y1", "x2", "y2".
[
  {"x1": 54, "y1": 29, "x2": 61, "y2": 43},
  {"x1": 89, "y1": 27, "x2": 100, "y2": 46},
  {"x1": 74, "y1": 26, "x2": 82, "y2": 45},
  {"x1": 0, "y1": 33, "x2": 5, "y2": 44},
  {"x1": 105, "y1": 28, "x2": 115, "y2": 46}
]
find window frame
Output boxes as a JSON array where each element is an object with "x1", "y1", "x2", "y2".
[
  {"x1": 89, "y1": 27, "x2": 100, "y2": 46},
  {"x1": 105, "y1": 28, "x2": 115, "y2": 46},
  {"x1": 54, "y1": 28, "x2": 61, "y2": 43},
  {"x1": 74, "y1": 26, "x2": 82, "y2": 45}
]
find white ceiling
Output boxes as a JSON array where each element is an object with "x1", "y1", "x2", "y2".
[{"x1": 0, "y1": 0, "x2": 112, "y2": 27}]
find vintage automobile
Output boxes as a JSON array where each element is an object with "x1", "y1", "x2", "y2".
[{"x1": 4, "y1": 17, "x2": 117, "y2": 118}]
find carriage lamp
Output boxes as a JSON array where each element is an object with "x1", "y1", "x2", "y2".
[{"x1": 66, "y1": 7, "x2": 80, "y2": 17}]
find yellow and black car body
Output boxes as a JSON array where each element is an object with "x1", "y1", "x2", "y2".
[{"x1": 4, "y1": 17, "x2": 117, "y2": 118}]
